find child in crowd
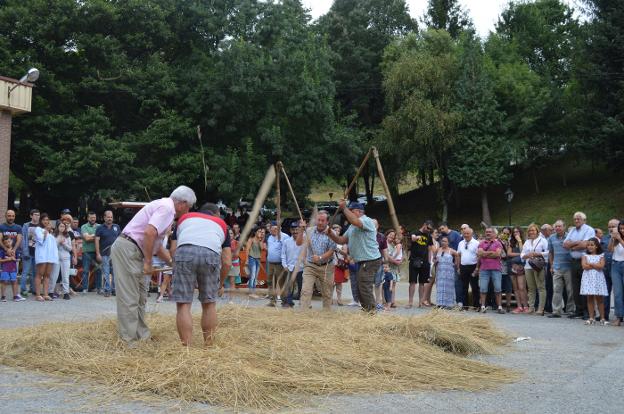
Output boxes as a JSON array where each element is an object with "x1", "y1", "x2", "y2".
[
  {"x1": 225, "y1": 228, "x2": 241, "y2": 303},
  {"x1": 332, "y1": 224, "x2": 349, "y2": 306},
  {"x1": 581, "y1": 237, "x2": 608, "y2": 325},
  {"x1": 0, "y1": 236, "x2": 25, "y2": 302}
]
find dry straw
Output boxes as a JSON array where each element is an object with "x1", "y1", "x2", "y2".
[{"x1": 0, "y1": 307, "x2": 515, "y2": 412}]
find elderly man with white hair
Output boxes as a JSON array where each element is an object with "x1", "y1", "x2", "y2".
[
  {"x1": 111, "y1": 186, "x2": 196, "y2": 346},
  {"x1": 563, "y1": 211, "x2": 596, "y2": 319}
]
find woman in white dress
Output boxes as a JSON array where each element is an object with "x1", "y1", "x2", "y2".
[
  {"x1": 34, "y1": 214, "x2": 59, "y2": 301},
  {"x1": 581, "y1": 237, "x2": 608, "y2": 325}
]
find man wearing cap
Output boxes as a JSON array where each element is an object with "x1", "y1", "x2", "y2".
[
  {"x1": 281, "y1": 221, "x2": 304, "y2": 307},
  {"x1": 326, "y1": 201, "x2": 381, "y2": 313},
  {"x1": 297, "y1": 210, "x2": 336, "y2": 310},
  {"x1": 111, "y1": 185, "x2": 196, "y2": 346},
  {"x1": 265, "y1": 222, "x2": 290, "y2": 306}
]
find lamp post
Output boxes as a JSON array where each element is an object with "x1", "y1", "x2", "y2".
[
  {"x1": 504, "y1": 188, "x2": 514, "y2": 226},
  {"x1": 0, "y1": 68, "x2": 38, "y2": 214}
]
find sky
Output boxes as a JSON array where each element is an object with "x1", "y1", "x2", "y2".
[{"x1": 301, "y1": 0, "x2": 581, "y2": 37}]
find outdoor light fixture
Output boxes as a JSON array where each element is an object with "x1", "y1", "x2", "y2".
[{"x1": 8, "y1": 67, "x2": 39, "y2": 97}]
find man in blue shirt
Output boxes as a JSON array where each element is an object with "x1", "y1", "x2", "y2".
[
  {"x1": 281, "y1": 221, "x2": 303, "y2": 307},
  {"x1": 20, "y1": 209, "x2": 40, "y2": 296},
  {"x1": 96, "y1": 210, "x2": 121, "y2": 297},
  {"x1": 438, "y1": 222, "x2": 462, "y2": 250},
  {"x1": 266, "y1": 222, "x2": 290, "y2": 306},
  {"x1": 327, "y1": 201, "x2": 381, "y2": 313},
  {"x1": 563, "y1": 211, "x2": 595, "y2": 319},
  {"x1": 548, "y1": 220, "x2": 573, "y2": 318}
]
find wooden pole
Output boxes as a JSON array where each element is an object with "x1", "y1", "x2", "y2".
[
  {"x1": 330, "y1": 148, "x2": 372, "y2": 223},
  {"x1": 233, "y1": 165, "x2": 276, "y2": 256},
  {"x1": 278, "y1": 162, "x2": 304, "y2": 222},
  {"x1": 275, "y1": 163, "x2": 281, "y2": 241},
  {"x1": 372, "y1": 146, "x2": 401, "y2": 236}
]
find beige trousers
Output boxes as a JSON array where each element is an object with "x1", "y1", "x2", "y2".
[
  {"x1": 300, "y1": 262, "x2": 334, "y2": 310},
  {"x1": 525, "y1": 268, "x2": 546, "y2": 311},
  {"x1": 111, "y1": 237, "x2": 150, "y2": 344}
]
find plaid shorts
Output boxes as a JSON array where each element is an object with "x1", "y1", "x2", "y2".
[{"x1": 171, "y1": 245, "x2": 221, "y2": 303}]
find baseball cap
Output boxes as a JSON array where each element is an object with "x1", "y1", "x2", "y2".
[{"x1": 348, "y1": 202, "x2": 365, "y2": 211}]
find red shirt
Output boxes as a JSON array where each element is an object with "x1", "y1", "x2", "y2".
[{"x1": 478, "y1": 239, "x2": 503, "y2": 271}]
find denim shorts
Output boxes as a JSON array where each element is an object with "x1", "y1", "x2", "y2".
[
  {"x1": 0, "y1": 271, "x2": 17, "y2": 282},
  {"x1": 479, "y1": 269, "x2": 502, "y2": 293}
]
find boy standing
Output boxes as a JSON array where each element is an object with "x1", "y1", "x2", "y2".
[{"x1": 0, "y1": 236, "x2": 25, "y2": 301}]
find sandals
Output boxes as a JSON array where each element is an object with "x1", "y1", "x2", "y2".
[
  {"x1": 35, "y1": 295, "x2": 44, "y2": 302},
  {"x1": 404, "y1": 304, "x2": 413, "y2": 309},
  {"x1": 612, "y1": 319, "x2": 621, "y2": 327},
  {"x1": 600, "y1": 319, "x2": 610, "y2": 326},
  {"x1": 43, "y1": 296, "x2": 52, "y2": 301},
  {"x1": 584, "y1": 319, "x2": 595, "y2": 325}
]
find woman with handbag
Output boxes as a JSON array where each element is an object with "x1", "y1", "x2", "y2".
[
  {"x1": 521, "y1": 223, "x2": 549, "y2": 315},
  {"x1": 508, "y1": 227, "x2": 529, "y2": 313}
]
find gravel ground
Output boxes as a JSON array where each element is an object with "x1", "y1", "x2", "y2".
[{"x1": 1, "y1": 284, "x2": 623, "y2": 413}]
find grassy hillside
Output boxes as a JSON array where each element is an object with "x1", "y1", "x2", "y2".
[{"x1": 313, "y1": 160, "x2": 624, "y2": 232}]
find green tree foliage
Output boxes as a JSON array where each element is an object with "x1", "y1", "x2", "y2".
[
  {"x1": 422, "y1": 0, "x2": 473, "y2": 38},
  {"x1": 380, "y1": 30, "x2": 460, "y2": 219},
  {"x1": 448, "y1": 33, "x2": 509, "y2": 225},
  {"x1": 571, "y1": 1, "x2": 624, "y2": 167},
  {"x1": 0, "y1": 0, "x2": 340, "y2": 212},
  {"x1": 491, "y1": 0, "x2": 580, "y2": 192},
  {"x1": 318, "y1": 0, "x2": 416, "y2": 200}
]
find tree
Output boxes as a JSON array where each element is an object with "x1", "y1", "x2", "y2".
[
  {"x1": 1, "y1": 0, "x2": 343, "y2": 214},
  {"x1": 380, "y1": 30, "x2": 461, "y2": 220},
  {"x1": 422, "y1": 0, "x2": 473, "y2": 39},
  {"x1": 570, "y1": 1, "x2": 624, "y2": 168},
  {"x1": 318, "y1": 0, "x2": 416, "y2": 201},
  {"x1": 448, "y1": 33, "x2": 509, "y2": 225}
]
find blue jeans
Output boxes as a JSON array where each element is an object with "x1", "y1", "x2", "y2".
[
  {"x1": 247, "y1": 256, "x2": 260, "y2": 290},
  {"x1": 20, "y1": 255, "x2": 36, "y2": 292},
  {"x1": 479, "y1": 269, "x2": 502, "y2": 293},
  {"x1": 101, "y1": 255, "x2": 114, "y2": 292},
  {"x1": 349, "y1": 263, "x2": 359, "y2": 302},
  {"x1": 286, "y1": 271, "x2": 303, "y2": 305},
  {"x1": 611, "y1": 261, "x2": 624, "y2": 319},
  {"x1": 82, "y1": 252, "x2": 101, "y2": 291},
  {"x1": 382, "y1": 272, "x2": 394, "y2": 304},
  {"x1": 374, "y1": 264, "x2": 384, "y2": 287}
]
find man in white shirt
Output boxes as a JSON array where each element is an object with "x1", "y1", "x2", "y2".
[
  {"x1": 281, "y1": 222, "x2": 303, "y2": 307},
  {"x1": 563, "y1": 211, "x2": 595, "y2": 319},
  {"x1": 457, "y1": 227, "x2": 480, "y2": 309}
]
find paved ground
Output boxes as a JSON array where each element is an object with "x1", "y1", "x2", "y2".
[{"x1": 0, "y1": 283, "x2": 623, "y2": 413}]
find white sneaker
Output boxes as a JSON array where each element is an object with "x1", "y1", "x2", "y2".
[{"x1": 347, "y1": 301, "x2": 360, "y2": 307}]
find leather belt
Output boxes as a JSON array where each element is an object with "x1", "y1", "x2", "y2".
[{"x1": 119, "y1": 234, "x2": 143, "y2": 256}]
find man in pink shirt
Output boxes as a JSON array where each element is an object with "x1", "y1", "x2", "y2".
[
  {"x1": 477, "y1": 227, "x2": 505, "y2": 314},
  {"x1": 111, "y1": 186, "x2": 196, "y2": 346}
]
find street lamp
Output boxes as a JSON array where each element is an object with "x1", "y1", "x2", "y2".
[
  {"x1": 504, "y1": 188, "x2": 514, "y2": 226},
  {"x1": 7, "y1": 68, "x2": 39, "y2": 97}
]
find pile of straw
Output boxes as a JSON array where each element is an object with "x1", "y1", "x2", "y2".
[{"x1": 0, "y1": 307, "x2": 515, "y2": 412}]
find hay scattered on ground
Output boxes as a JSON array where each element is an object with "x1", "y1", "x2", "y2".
[{"x1": 0, "y1": 307, "x2": 515, "y2": 412}]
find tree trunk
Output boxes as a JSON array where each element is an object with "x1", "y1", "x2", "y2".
[
  {"x1": 532, "y1": 167, "x2": 540, "y2": 194},
  {"x1": 370, "y1": 167, "x2": 376, "y2": 203},
  {"x1": 481, "y1": 187, "x2": 492, "y2": 226}
]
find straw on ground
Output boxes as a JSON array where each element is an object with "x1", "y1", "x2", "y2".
[{"x1": 0, "y1": 307, "x2": 516, "y2": 412}]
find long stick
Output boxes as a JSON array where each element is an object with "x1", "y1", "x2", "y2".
[
  {"x1": 234, "y1": 165, "x2": 276, "y2": 256},
  {"x1": 330, "y1": 148, "x2": 372, "y2": 223},
  {"x1": 372, "y1": 147, "x2": 401, "y2": 235},
  {"x1": 278, "y1": 163, "x2": 304, "y2": 221}
]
